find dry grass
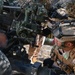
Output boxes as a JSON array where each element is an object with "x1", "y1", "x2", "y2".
[{"x1": 67, "y1": 2, "x2": 75, "y2": 18}]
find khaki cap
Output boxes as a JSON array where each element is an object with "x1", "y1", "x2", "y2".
[{"x1": 60, "y1": 36, "x2": 75, "y2": 42}]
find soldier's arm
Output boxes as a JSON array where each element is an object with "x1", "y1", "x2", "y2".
[
  {"x1": 54, "y1": 49, "x2": 73, "y2": 68},
  {"x1": 53, "y1": 49, "x2": 74, "y2": 74}
]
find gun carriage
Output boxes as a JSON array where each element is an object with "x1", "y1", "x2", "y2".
[
  {"x1": 1, "y1": 0, "x2": 75, "y2": 75},
  {"x1": 0, "y1": 0, "x2": 52, "y2": 75}
]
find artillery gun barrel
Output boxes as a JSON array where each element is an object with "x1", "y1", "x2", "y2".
[{"x1": 3, "y1": 5, "x2": 21, "y2": 10}]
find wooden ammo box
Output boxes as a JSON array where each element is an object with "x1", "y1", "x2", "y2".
[{"x1": 53, "y1": 20, "x2": 75, "y2": 39}]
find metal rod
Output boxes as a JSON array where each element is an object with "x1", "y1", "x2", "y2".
[{"x1": 3, "y1": 5, "x2": 21, "y2": 9}]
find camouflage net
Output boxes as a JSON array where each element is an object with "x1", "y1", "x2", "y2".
[
  {"x1": 15, "y1": 0, "x2": 52, "y2": 10},
  {"x1": 67, "y1": 2, "x2": 75, "y2": 18},
  {"x1": 39, "y1": 0, "x2": 52, "y2": 10}
]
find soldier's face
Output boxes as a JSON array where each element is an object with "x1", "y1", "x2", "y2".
[
  {"x1": 61, "y1": 42, "x2": 74, "y2": 51},
  {"x1": 0, "y1": 33, "x2": 7, "y2": 48}
]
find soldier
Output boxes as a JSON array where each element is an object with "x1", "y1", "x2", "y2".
[
  {"x1": 0, "y1": 32, "x2": 12, "y2": 75},
  {"x1": 50, "y1": 37, "x2": 75, "y2": 74}
]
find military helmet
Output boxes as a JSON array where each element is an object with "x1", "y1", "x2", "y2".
[{"x1": 52, "y1": 36, "x2": 75, "y2": 48}]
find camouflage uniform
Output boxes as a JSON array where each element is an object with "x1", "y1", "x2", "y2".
[
  {"x1": 69, "y1": 48, "x2": 75, "y2": 73},
  {"x1": 0, "y1": 32, "x2": 12, "y2": 75},
  {"x1": 0, "y1": 50, "x2": 12, "y2": 75},
  {"x1": 51, "y1": 37, "x2": 75, "y2": 74}
]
